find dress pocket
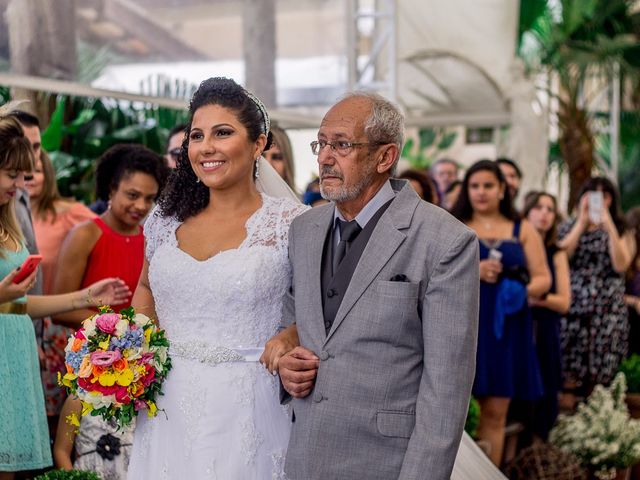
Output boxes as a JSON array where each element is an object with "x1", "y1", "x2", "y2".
[
  {"x1": 375, "y1": 280, "x2": 420, "y2": 298},
  {"x1": 376, "y1": 410, "x2": 416, "y2": 438}
]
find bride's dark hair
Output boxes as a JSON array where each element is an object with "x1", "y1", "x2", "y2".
[{"x1": 158, "y1": 77, "x2": 273, "y2": 221}]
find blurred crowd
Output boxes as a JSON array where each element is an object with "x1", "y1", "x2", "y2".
[{"x1": 1, "y1": 104, "x2": 639, "y2": 478}]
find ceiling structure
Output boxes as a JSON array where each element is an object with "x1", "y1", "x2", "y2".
[{"x1": 1, "y1": 0, "x2": 520, "y2": 129}]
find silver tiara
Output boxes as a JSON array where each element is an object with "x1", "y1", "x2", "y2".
[{"x1": 245, "y1": 90, "x2": 270, "y2": 135}]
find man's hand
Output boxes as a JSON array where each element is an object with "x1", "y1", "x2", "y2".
[{"x1": 278, "y1": 346, "x2": 319, "y2": 398}]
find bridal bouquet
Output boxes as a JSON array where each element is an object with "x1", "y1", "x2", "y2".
[{"x1": 59, "y1": 306, "x2": 172, "y2": 428}]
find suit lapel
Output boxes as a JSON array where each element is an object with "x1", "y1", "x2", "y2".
[
  {"x1": 305, "y1": 205, "x2": 334, "y2": 344},
  {"x1": 324, "y1": 183, "x2": 419, "y2": 344}
]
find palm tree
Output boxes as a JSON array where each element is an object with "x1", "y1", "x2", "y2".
[{"x1": 520, "y1": 0, "x2": 640, "y2": 211}]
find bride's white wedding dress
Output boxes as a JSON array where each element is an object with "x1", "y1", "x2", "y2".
[{"x1": 127, "y1": 194, "x2": 308, "y2": 480}]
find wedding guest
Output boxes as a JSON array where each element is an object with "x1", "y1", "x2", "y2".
[
  {"x1": 431, "y1": 157, "x2": 458, "y2": 203},
  {"x1": 0, "y1": 112, "x2": 130, "y2": 480},
  {"x1": 523, "y1": 191, "x2": 571, "y2": 440},
  {"x1": 399, "y1": 168, "x2": 438, "y2": 203},
  {"x1": 264, "y1": 123, "x2": 296, "y2": 191},
  {"x1": 54, "y1": 396, "x2": 134, "y2": 479},
  {"x1": 557, "y1": 177, "x2": 635, "y2": 403},
  {"x1": 165, "y1": 124, "x2": 186, "y2": 169},
  {"x1": 25, "y1": 149, "x2": 97, "y2": 433},
  {"x1": 496, "y1": 157, "x2": 522, "y2": 205},
  {"x1": 451, "y1": 159, "x2": 550, "y2": 466},
  {"x1": 53, "y1": 144, "x2": 168, "y2": 326},
  {"x1": 443, "y1": 180, "x2": 462, "y2": 211},
  {"x1": 302, "y1": 177, "x2": 328, "y2": 207},
  {"x1": 624, "y1": 207, "x2": 640, "y2": 356}
]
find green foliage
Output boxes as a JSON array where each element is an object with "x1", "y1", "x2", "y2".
[
  {"x1": 595, "y1": 110, "x2": 640, "y2": 211},
  {"x1": 401, "y1": 127, "x2": 457, "y2": 170},
  {"x1": 619, "y1": 355, "x2": 640, "y2": 393},
  {"x1": 38, "y1": 95, "x2": 188, "y2": 203},
  {"x1": 35, "y1": 470, "x2": 101, "y2": 480},
  {"x1": 464, "y1": 396, "x2": 480, "y2": 439}
]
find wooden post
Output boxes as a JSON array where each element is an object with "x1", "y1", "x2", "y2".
[{"x1": 243, "y1": 0, "x2": 276, "y2": 109}]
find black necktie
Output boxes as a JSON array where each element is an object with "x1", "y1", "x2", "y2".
[{"x1": 333, "y1": 219, "x2": 362, "y2": 273}]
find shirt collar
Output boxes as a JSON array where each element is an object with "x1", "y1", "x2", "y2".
[{"x1": 334, "y1": 180, "x2": 395, "y2": 229}]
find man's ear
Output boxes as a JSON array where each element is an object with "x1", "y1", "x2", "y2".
[{"x1": 376, "y1": 144, "x2": 398, "y2": 174}]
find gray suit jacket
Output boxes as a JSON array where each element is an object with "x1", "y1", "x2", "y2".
[{"x1": 283, "y1": 179, "x2": 479, "y2": 480}]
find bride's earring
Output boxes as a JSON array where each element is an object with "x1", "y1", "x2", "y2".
[
  {"x1": 195, "y1": 177, "x2": 201, "y2": 184},
  {"x1": 254, "y1": 157, "x2": 260, "y2": 179}
]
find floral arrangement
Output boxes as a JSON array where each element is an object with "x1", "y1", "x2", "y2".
[
  {"x1": 550, "y1": 372, "x2": 640, "y2": 479},
  {"x1": 59, "y1": 306, "x2": 171, "y2": 428}
]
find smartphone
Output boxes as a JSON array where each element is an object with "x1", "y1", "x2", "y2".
[
  {"x1": 13, "y1": 254, "x2": 42, "y2": 284},
  {"x1": 588, "y1": 191, "x2": 604, "y2": 224},
  {"x1": 488, "y1": 248, "x2": 503, "y2": 262}
]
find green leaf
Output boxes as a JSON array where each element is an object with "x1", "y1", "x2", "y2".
[
  {"x1": 41, "y1": 97, "x2": 66, "y2": 152},
  {"x1": 401, "y1": 138, "x2": 414, "y2": 158},
  {"x1": 418, "y1": 128, "x2": 437, "y2": 149},
  {"x1": 437, "y1": 131, "x2": 457, "y2": 150}
]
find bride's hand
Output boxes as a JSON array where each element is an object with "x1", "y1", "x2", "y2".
[{"x1": 260, "y1": 325, "x2": 299, "y2": 375}]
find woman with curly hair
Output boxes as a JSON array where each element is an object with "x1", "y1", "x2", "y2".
[
  {"x1": 126, "y1": 77, "x2": 308, "y2": 479},
  {"x1": 52, "y1": 144, "x2": 169, "y2": 326}
]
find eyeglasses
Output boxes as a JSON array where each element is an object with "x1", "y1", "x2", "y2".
[
  {"x1": 310, "y1": 140, "x2": 380, "y2": 156},
  {"x1": 168, "y1": 148, "x2": 182, "y2": 160}
]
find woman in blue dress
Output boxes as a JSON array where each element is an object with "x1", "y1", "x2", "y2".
[
  {"x1": 523, "y1": 191, "x2": 571, "y2": 440},
  {"x1": 0, "y1": 113, "x2": 130, "y2": 480},
  {"x1": 452, "y1": 160, "x2": 550, "y2": 466}
]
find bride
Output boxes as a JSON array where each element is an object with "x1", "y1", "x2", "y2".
[
  {"x1": 127, "y1": 77, "x2": 307, "y2": 479},
  {"x1": 128, "y1": 76, "x2": 504, "y2": 480}
]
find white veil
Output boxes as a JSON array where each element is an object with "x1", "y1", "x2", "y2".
[{"x1": 255, "y1": 156, "x2": 300, "y2": 202}]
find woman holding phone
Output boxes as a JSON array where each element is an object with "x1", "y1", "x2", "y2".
[
  {"x1": 557, "y1": 177, "x2": 636, "y2": 405},
  {"x1": 0, "y1": 113, "x2": 130, "y2": 479}
]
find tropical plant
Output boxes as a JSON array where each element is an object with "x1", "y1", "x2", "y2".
[
  {"x1": 519, "y1": 0, "x2": 640, "y2": 211},
  {"x1": 464, "y1": 396, "x2": 480, "y2": 439},
  {"x1": 400, "y1": 127, "x2": 457, "y2": 170}
]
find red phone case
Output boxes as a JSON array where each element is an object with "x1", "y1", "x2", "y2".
[{"x1": 13, "y1": 255, "x2": 42, "y2": 284}]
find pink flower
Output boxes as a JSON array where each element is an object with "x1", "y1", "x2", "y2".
[
  {"x1": 74, "y1": 329, "x2": 86, "y2": 340},
  {"x1": 134, "y1": 399, "x2": 146, "y2": 411},
  {"x1": 95, "y1": 313, "x2": 121, "y2": 334},
  {"x1": 141, "y1": 352, "x2": 154, "y2": 364},
  {"x1": 115, "y1": 386, "x2": 131, "y2": 404},
  {"x1": 90, "y1": 350, "x2": 121, "y2": 367}
]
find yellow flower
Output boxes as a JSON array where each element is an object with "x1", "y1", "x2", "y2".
[
  {"x1": 115, "y1": 368, "x2": 134, "y2": 386},
  {"x1": 80, "y1": 401, "x2": 93, "y2": 416},
  {"x1": 61, "y1": 372, "x2": 77, "y2": 388},
  {"x1": 147, "y1": 401, "x2": 157, "y2": 417},
  {"x1": 99, "y1": 338, "x2": 110, "y2": 350},
  {"x1": 66, "y1": 413, "x2": 80, "y2": 427},
  {"x1": 144, "y1": 328, "x2": 152, "y2": 345},
  {"x1": 98, "y1": 372, "x2": 116, "y2": 386}
]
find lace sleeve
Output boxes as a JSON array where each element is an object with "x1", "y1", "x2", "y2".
[
  {"x1": 144, "y1": 206, "x2": 179, "y2": 262},
  {"x1": 275, "y1": 198, "x2": 310, "y2": 250}
]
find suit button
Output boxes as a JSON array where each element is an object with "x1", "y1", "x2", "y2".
[
  {"x1": 319, "y1": 351, "x2": 330, "y2": 361},
  {"x1": 313, "y1": 392, "x2": 323, "y2": 403},
  {"x1": 327, "y1": 289, "x2": 337, "y2": 298},
  {"x1": 324, "y1": 321, "x2": 332, "y2": 330}
]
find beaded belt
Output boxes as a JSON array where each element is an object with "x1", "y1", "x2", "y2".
[
  {"x1": 170, "y1": 341, "x2": 263, "y2": 365},
  {"x1": 0, "y1": 301, "x2": 27, "y2": 314}
]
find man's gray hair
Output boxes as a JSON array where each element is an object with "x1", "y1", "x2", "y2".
[{"x1": 341, "y1": 91, "x2": 405, "y2": 175}]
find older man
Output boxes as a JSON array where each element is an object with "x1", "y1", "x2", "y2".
[{"x1": 278, "y1": 92, "x2": 479, "y2": 479}]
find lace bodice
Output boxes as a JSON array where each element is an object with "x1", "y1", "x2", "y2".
[{"x1": 145, "y1": 194, "x2": 308, "y2": 348}]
